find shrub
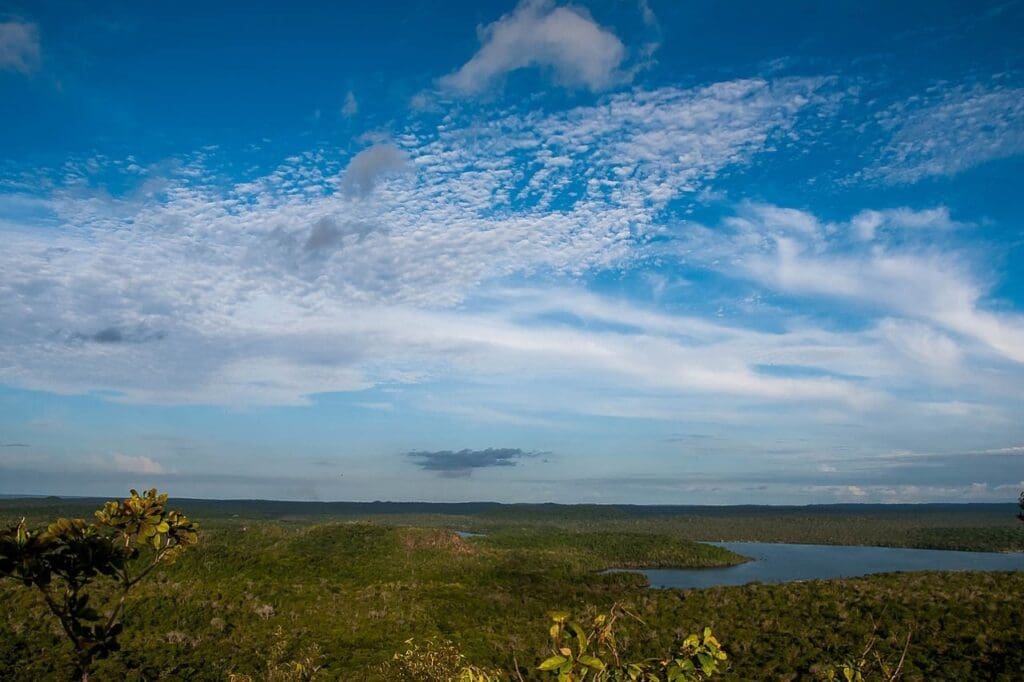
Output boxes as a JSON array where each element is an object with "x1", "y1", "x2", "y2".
[
  {"x1": 0, "y1": 489, "x2": 198, "y2": 681},
  {"x1": 538, "y1": 605, "x2": 726, "y2": 681},
  {"x1": 380, "y1": 638, "x2": 501, "y2": 681}
]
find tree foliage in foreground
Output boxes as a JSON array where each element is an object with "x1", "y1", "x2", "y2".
[
  {"x1": 0, "y1": 489, "x2": 198, "y2": 681},
  {"x1": 380, "y1": 607, "x2": 913, "y2": 682},
  {"x1": 382, "y1": 605, "x2": 726, "y2": 682},
  {"x1": 537, "y1": 607, "x2": 725, "y2": 681}
]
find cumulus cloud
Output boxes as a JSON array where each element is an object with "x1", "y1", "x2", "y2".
[
  {"x1": 440, "y1": 0, "x2": 627, "y2": 94},
  {"x1": 406, "y1": 447, "x2": 537, "y2": 477},
  {"x1": 340, "y1": 144, "x2": 411, "y2": 196},
  {"x1": 0, "y1": 21, "x2": 40, "y2": 74},
  {"x1": 108, "y1": 453, "x2": 165, "y2": 474},
  {"x1": 869, "y1": 83, "x2": 1024, "y2": 183}
]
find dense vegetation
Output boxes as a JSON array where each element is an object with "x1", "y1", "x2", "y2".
[
  {"x1": 0, "y1": 496, "x2": 1021, "y2": 680},
  {"x1": 4, "y1": 498, "x2": 1021, "y2": 552}
]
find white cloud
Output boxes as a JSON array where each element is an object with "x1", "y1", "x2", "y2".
[
  {"x1": 686, "y1": 202, "x2": 1024, "y2": 364},
  {"x1": 109, "y1": 453, "x2": 165, "y2": 474},
  {"x1": 1, "y1": 75, "x2": 1020, "y2": 445},
  {"x1": 637, "y1": 0, "x2": 658, "y2": 29},
  {"x1": 968, "y1": 445, "x2": 1024, "y2": 455},
  {"x1": 341, "y1": 90, "x2": 358, "y2": 116},
  {"x1": 0, "y1": 75, "x2": 816, "y2": 404},
  {"x1": 869, "y1": 83, "x2": 1024, "y2": 183},
  {"x1": 850, "y1": 206, "x2": 959, "y2": 240},
  {"x1": 440, "y1": 0, "x2": 627, "y2": 94},
  {"x1": 876, "y1": 318, "x2": 963, "y2": 375},
  {"x1": 807, "y1": 483, "x2": 1017, "y2": 503}
]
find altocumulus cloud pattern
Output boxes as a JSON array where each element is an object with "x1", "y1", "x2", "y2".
[{"x1": 0, "y1": 1, "x2": 1022, "y2": 504}]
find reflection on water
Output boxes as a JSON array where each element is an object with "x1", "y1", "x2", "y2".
[
  {"x1": 454, "y1": 530, "x2": 486, "y2": 539},
  {"x1": 615, "y1": 542, "x2": 1024, "y2": 589}
]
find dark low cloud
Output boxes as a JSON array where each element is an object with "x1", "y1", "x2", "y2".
[
  {"x1": 71, "y1": 326, "x2": 167, "y2": 344},
  {"x1": 1, "y1": 443, "x2": 29, "y2": 448},
  {"x1": 93, "y1": 326, "x2": 124, "y2": 343},
  {"x1": 340, "y1": 144, "x2": 410, "y2": 196},
  {"x1": 302, "y1": 216, "x2": 376, "y2": 253},
  {"x1": 406, "y1": 447, "x2": 538, "y2": 477},
  {"x1": 304, "y1": 217, "x2": 345, "y2": 252}
]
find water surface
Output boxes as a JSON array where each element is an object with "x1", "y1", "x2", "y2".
[
  {"x1": 619, "y1": 542, "x2": 1024, "y2": 589},
  {"x1": 454, "y1": 530, "x2": 486, "y2": 539}
]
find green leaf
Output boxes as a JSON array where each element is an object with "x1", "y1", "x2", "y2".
[
  {"x1": 697, "y1": 652, "x2": 714, "y2": 675},
  {"x1": 570, "y1": 621, "x2": 589, "y2": 655},
  {"x1": 539, "y1": 655, "x2": 569, "y2": 671},
  {"x1": 578, "y1": 654, "x2": 605, "y2": 670}
]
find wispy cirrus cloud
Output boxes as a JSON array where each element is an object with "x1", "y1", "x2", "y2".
[{"x1": 678, "y1": 201, "x2": 1024, "y2": 364}]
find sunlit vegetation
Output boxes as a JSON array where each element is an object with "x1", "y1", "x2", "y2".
[
  {"x1": 535, "y1": 607, "x2": 726, "y2": 681},
  {"x1": 0, "y1": 496, "x2": 1021, "y2": 679},
  {"x1": 0, "y1": 490, "x2": 198, "y2": 681}
]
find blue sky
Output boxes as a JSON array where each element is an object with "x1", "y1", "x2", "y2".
[{"x1": 1, "y1": 0, "x2": 1023, "y2": 503}]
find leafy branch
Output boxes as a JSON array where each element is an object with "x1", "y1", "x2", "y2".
[
  {"x1": 817, "y1": 614, "x2": 913, "y2": 682},
  {"x1": 538, "y1": 604, "x2": 727, "y2": 681},
  {"x1": 0, "y1": 489, "x2": 198, "y2": 681}
]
